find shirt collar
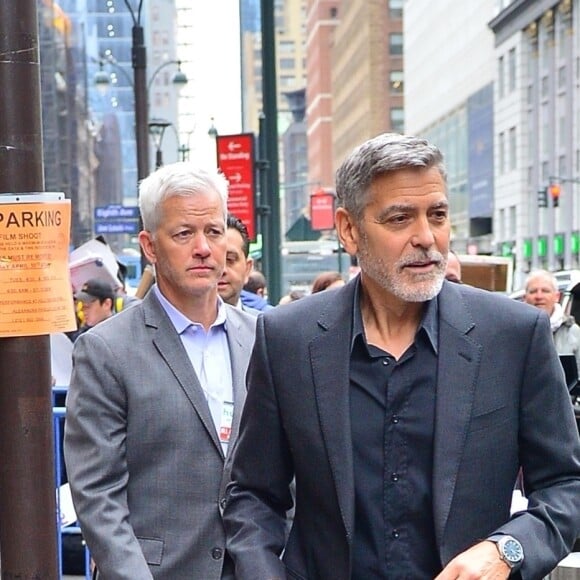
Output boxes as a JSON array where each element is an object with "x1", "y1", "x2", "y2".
[
  {"x1": 153, "y1": 284, "x2": 227, "y2": 334},
  {"x1": 351, "y1": 277, "x2": 439, "y2": 354}
]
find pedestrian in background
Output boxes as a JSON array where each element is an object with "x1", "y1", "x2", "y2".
[
  {"x1": 524, "y1": 269, "x2": 580, "y2": 374},
  {"x1": 65, "y1": 162, "x2": 257, "y2": 579},
  {"x1": 71, "y1": 278, "x2": 116, "y2": 341},
  {"x1": 241, "y1": 269, "x2": 274, "y2": 311},
  {"x1": 311, "y1": 270, "x2": 345, "y2": 294},
  {"x1": 224, "y1": 133, "x2": 580, "y2": 580},
  {"x1": 444, "y1": 249, "x2": 462, "y2": 284},
  {"x1": 218, "y1": 214, "x2": 258, "y2": 315}
]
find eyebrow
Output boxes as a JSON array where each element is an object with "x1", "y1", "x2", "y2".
[{"x1": 376, "y1": 200, "x2": 449, "y2": 220}]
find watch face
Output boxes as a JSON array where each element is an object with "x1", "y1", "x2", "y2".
[{"x1": 503, "y1": 538, "x2": 523, "y2": 563}]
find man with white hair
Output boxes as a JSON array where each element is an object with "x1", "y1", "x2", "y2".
[{"x1": 524, "y1": 269, "x2": 580, "y2": 373}]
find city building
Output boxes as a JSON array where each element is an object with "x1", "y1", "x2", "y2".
[
  {"x1": 330, "y1": 0, "x2": 404, "y2": 174},
  {"x1": 305, "y1": 0, "x2": 339, "y2": 191},
  {"x1": 405, "y1": 0, "x2": 496, "y2": 256},
  {"x1": 489, "y1": 0, "x2": 580, "y2": 283}
]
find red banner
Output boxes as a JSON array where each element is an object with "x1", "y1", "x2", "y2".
[
  {"x1": 310, "y1": 190, "x2": 336, "y2": 231},
  {"x1": 216, "y1": 134, "x2": 256, "y2": 240}
]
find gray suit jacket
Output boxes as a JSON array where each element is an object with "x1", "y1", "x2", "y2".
[
  {"x1": 64, "y1": 290, "x2": 256, "y2": 579},
  {"x1": 224, "y1": 278, "x2": 580, "y2": 580}
]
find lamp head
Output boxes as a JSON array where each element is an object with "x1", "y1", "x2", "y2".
[
  {"x1": 94, "y1": 61, "x2": 110, "y2": 95},
  {"x1": 172, "y1": 61, "x2": 188, "y2": 87}
]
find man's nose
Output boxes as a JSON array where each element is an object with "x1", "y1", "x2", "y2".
[
  {"x1": 410, "y1": 217, "x2": 435, "y2": 247},
  {"x1": 192, "y1": 233, "x2": 211, "y2": 256}
]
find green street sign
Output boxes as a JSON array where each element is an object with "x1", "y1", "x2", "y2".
[
  {"x1": 553, "y1": 234, "x2": 564, "y2": 256},
  {"x1": 501, "y1": 242, "x2": 513, "y2": 257},
  {"x1": 572, "y1": 232, "x2": 580, "y2": 254},
  {"x1": 537, "y1": 236, "x2": 547, "y2": 257}
]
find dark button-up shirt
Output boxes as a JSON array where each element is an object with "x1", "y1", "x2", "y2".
[{"x1": 350, "y1": 283, "x2": 441, "y2": 579}]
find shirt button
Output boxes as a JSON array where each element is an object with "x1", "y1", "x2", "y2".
[
  {"x1": 392, "y1": 415, "x2": 400, "y2": 424},
  {"x1": 392, "y1": 529, "x2": 400, "y2": 539},
  {"x1": 211, "y1": 547, "x2": 223, "y2": 560},
  {"x1": 382, "y1": 358, "x2": 389, "y2": 366},
  {"x1": 391, "y1": 473, "x2": 399, "y2": 482}
]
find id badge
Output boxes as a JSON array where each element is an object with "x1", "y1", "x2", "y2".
[{"x1": 219, "y1": 401, "x2": 234, "y2": 443}]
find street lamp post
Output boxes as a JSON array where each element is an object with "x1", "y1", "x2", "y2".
[
  {"x1": 97, "y1": 0, "x2": 187, "y2": 272},
  {"x1": 148, "y1": 119, "x2": 172, "y2": 169}
]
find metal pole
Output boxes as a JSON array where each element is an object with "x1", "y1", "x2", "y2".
[
  {"x1": 257, "y1": 114, "x2": 271, "y2": 284},
  {"x1": 0, "y1": 1, "x2": 59, "y2": 577},
  {"x1": 131, "y1": 23, "x2": 149, "y2": 274},
  {"x1": 261, "y1": 0, "x2": 281, "y2": 304}
]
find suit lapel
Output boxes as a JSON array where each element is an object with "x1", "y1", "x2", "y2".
[
  {"x1": 432, "y1": 283, "x2": 481, "y2": 546},
  {"x1": 144, "y1": 292, "x2": 224, "y2": 458},
  {"x1": 311, "y1": 283, "x2": 356, "y2": 542},
  {"x1": 225, "y1": 307, "x2": 254, "y2": 459}
]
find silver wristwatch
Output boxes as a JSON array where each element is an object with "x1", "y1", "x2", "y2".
[{"x1": 493, "y1": 535, "x2": 524, "y2": 571}]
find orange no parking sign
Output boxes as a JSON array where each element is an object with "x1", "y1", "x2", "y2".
[{"x1": 0, "y1": 197, "x2": 77, "y2": 337}]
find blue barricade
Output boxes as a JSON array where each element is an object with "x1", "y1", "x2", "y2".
[{"x1": 53, "y1": 387, "x2": 91, "y2": 579}]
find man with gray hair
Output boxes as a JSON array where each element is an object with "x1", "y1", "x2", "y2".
[
  {"x1": 65, "y1": 162, "x2": 256, "y2": 579},
  {"x1": 224, "y1": 133, "x2": 580, "y2": 579},
  {"x1": 524, "y1": 268, "x2": 580, "y2": 373}
]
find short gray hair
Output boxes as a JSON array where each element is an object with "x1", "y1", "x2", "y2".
[
  {"x1": 138, "y1": 162, "x2": 229, "y2": 232},
  {"x1": 525, "y1": 269, "x2": 558, "y2": 292},
  {"x1": 335, "y1": 133, "x2": 447, "y2": 222}
]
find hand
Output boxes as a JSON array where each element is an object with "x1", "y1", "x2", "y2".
[{"x1": 435, "y1": 540, "x2": 511, "y2": 580}]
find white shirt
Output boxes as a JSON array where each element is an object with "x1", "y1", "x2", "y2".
[{"x1": 154, "y1": 286, "x2": 233, "y2": 455}]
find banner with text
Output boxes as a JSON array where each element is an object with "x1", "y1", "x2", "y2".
[
  {"x1": 0, "y1": 196, "x2": 76, "y2": 337},
  {"x1": 216, "y1": 133, "x2": 256, "y2": 240}
]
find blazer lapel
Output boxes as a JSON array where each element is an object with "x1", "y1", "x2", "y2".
[
  {"x1": 144, "y1": 292, "x2": 224, "y2": 458},
  {"x1": 225, "y1": 308, "x2": 254, "y2": 459},
  {"x1": 311, "y1": 283, "x2": 356, "y2": 542},
  {"x1": 432, "y1": 283, "x2": 481, "y2": 546}
]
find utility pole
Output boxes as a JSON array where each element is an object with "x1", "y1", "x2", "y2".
[
  {"x1": 0, "y1": 1, "x2": 59, "y2": 577},
  {"x1": 260, "y1": 0, "x2": 281, "y2": 304}
]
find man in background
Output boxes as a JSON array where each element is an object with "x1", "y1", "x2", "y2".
[
  {"x1": 241, "y1": 270, "x2": 274, "y2": 311},
  {"x1": 444, "y1": 249, "x2": 462, "y2": 283},
  {"x1": 72, "y1": 278, "x2": 115, "y2": 339},
  {"x1": 218, "y1": 214, "x2": 257, "y2": 315},
  {"x1": 524, "y1": 269, "x2": 580, "y2": 374}
]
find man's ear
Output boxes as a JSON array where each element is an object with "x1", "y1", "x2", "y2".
[
  {"x1": 244, "y1": 257, "x2": 254, "y2": 283},
  {"x1": 139, "y1": 231, "x2": 157, "y2": 264},
  {"x1": 335, "y1": 208, "x2": 359, "y2": 256}
]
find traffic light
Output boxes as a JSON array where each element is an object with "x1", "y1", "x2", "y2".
[
  {"x1": 537, "y1": 187, "x2": 548, "y2": 208},
  {"x1": 550, "y1": 183, "x2": 561, "y2": 207}
]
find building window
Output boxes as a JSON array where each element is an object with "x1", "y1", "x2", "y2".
[
  {"x1": 280, "y1": 75, "x2": 295, "y2": 87},
  {"x1": 541, "y1": 76, "x2": 549, "y2": 99},
  {"x1": 390, "y1": 107, "x2": 404, "y2": 132},
  {"x1": 498, "y1": 56, "x2": 505, "y2": 98},
  {"x1": 509, "y1": 127, "x2": 517, "y2": 171},
  {"x1": 280, "y1": 58, "x2": 295, "y2": 69},
  {"x1": 499, "y1": 131, "x2": 505, "y2": 174},
  {"x1": 389, "y1": 0, "x2": 403, "y2": 19},
  {"x1": 389, "y1": 70, "x2": 404, "y2": 94},
  {"x1": 330, "y1": 7, "x2": 337, "y2": 18},
  {"x1": 279, "y1": 40, "x2": 294, "y2": 53},
  {"x1": 508, "y1": 47, "x2": 516, "y2": 92},
  {"x1": 508, "y1": 206, "x2": 516, "y2": 240},
  {"x1": 389, "y1": 33, "x2": 403, "y2": 56},
  {"x1": 558, "y1": 65, "x2": 566, "y2": 89},
  {"x1": 559, "y1": 155, "x2": 566, "y2": 178}
]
